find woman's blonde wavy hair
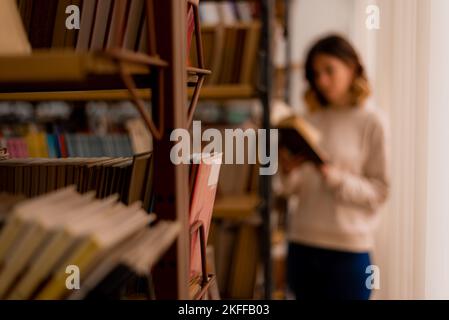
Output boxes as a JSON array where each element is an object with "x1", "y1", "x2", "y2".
[{"x1": 304, "y1": 34, "x2": 371, "y2": 112}]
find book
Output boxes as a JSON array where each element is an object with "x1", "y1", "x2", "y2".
[
  {"x1": 52, "y1": 0, "x2": 72, "y2": 47},
  {"x1": 69, "y1": 220, "x2": 179, "y2": 300},
  {"x1": 64, "y1": 0, "x2": 83, "y2": 48},
  {"x1": 125, "y1": 118, "x2": 153, "y2": 154},
  {"x1": 28, "y1": 0, "x2": 59, "y2": 48},
  {"x1": 187, "y1": 2, "x2": 196, "y2": 60},
  {"x1": 277, "y1": 115, "x2": 328, "y2": 164},
  {"x1": 0, "y1": 191, "x2": 101, "y2": 298},
  {"x1": 0, "y1": 155, "x2": 151, "y2": 204},
  {"x1": 235, "y1": 2, "x2": 253, "y2": 22},
  {"x1": 198, "y1": 3, "x2": 220, "y2": 26},
  {"x1": 189, "y1": 153, "x2": 222, "y2": 278},
  {"x1": 137, "y1": 19, "x2": 148, "y2": 53},
  {"x1": 35, "y1": 201, "x2": 151, "y2": 299},
  {"x1": 76, "y1": 0, "x2": 97, "y2": 51},
  {"x1": 240, "y1": 22, "x2": 261, "y2": 84},
  {"x1": 123, "y1": 0, "x2": 145, "y2": 51},
  {"x1": 217, "y1": 2, "x2": 237, "y2": 26},
  {"x1": 17, "y1": 0, "x2": 34, "y2": 36},
  {"x1": 105, "y1": 0, "x2": 130, "y2": 49},
  {"x1": 127, "y1": 152, "x2": 152, "y2": 205},
  {"x1": 90, "y1": 0, "x2": 113, "y2": 50},
  {"x1": 0, "y1": 0, "x2": 31, "y2": 55},
  {"x1": 228, "y1": 224, "x2": 259, "y2": 299}
]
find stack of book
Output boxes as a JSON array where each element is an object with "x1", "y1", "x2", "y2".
[
  {"x1": 0, "y1": 187, "x2": 180, "y2": 300},
  {"x1": 0, "y1": 152, "x2": 153, "y2": 209}
]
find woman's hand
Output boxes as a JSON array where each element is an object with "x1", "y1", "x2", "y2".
[
  {"x1": 319, "y1": 164, "x2": 343, "y2": 188},
  {"x1": 279, "y1": 148, "x2": 307, "y2": 174}
]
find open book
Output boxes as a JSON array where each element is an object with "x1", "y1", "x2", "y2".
[{"x1": 277, "y1": 115, "x2": 328, "y2": 165}]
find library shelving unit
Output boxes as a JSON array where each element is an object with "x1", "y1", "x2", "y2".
[
  {"x1": 0, "y1": 0, "x2": 211, "y2": 299},
  {"x1": 193, "y1": 0, "x2": 276, "y2": 299}
]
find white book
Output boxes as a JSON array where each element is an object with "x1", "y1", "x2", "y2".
[
  {"x1": 199, "y1": 3, "x2": 220, "y2": 26},
  {"x1": 217, "y1": 2, "x2": 237, "y2": 26},
  {"x1": 236, "y1": 2, "x2": 253, "y2": 22}
]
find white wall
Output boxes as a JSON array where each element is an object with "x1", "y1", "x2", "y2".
[{"x1": 288, "y1": 0, "x2": 356, "y2": 113}]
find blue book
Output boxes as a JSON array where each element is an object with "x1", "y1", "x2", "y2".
[{"x1": 46, "y1": 134, "x2": 58, "y2": 158}]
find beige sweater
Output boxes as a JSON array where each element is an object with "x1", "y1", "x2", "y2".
[{"x1": 279, "y1": 106, "x2": 390, "y2": 252}]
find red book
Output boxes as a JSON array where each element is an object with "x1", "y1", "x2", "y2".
[
  {"x1": 189, "y1": 153, "x2": 222, "y2": 278},
  {"x1": 186, "y1": 2, "x2": 196, "y2": 65},
  {"x1": 57, "y1": 134, "x2": 68, "y2": 158},
  {"x1": 17, "y1": 138, "x2": 29, "y2": 158}
]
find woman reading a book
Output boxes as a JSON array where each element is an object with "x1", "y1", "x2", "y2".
[{"x1": 279, "y1": 35, "x2": 390, "y2": 300}]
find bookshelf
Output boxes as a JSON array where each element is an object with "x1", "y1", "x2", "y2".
[
  {"x1": 0, "y1": 0, "x2": 211, "y2": 300},
  {"x1": 190, "y1": 0, "x2": 275, "y2": 300}
]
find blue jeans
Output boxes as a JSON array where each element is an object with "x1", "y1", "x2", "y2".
[{"x1": 287, "y1": 242, "x2": 372, "y2": 300}]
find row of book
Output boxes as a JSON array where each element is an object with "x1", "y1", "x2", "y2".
[
  {"x1": 0, "y1": 101, "x2": 142, "y2": 128},
  {"x1": 0, "y1": 187, "x2": 180, "y2": 300},
  {"x1": 0, "y1": 152, "x2": 153, "y2": 209},
  {"x1": 2, "y1": 132, "x2": 133, "y2": 159},
  {"x1": 192, "y1": 4, "x2": 261, "y2": 85},
  {"x1": 16, "y1": 0, "x2": 153, "y2": 52},
  {"x1": 0, "y1": 151, "x2": 223, "y2": 296}
]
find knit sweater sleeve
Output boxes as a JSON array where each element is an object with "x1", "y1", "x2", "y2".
[
  {"x1": 277, "y1": 167, "x2": 304, "y2": 197},
  {"x1": 326, "y1": 112, "x2": 390, "y2": 211}
]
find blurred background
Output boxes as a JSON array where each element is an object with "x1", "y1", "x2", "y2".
[
  {"x1": 282, "y1": 0, "x2": 449, "y2": 300},
  {"x1": 195, "y1": 0, "x2": 449, "y2": 300}
]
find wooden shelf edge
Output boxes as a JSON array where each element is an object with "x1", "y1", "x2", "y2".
[
  {"x1": 0, "y1": 50, "x2": 167, "y2": 84},
  {"x1": 0, "y1": 89, "x2": 149, "y2": 102},
  {"x1": 213, "y1": 194, "x2": 260, "y2": 220},
  {"x1": 198, "y1": 84, "x2": 257, "y2": 99},
  {"x1": 0, "y1": 85, "x2": 256, "y2": 101}
]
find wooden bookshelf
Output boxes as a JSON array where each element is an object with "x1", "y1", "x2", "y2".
[{"x1": 0, "y1": 0, "x2": 205, "y2": 300}]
